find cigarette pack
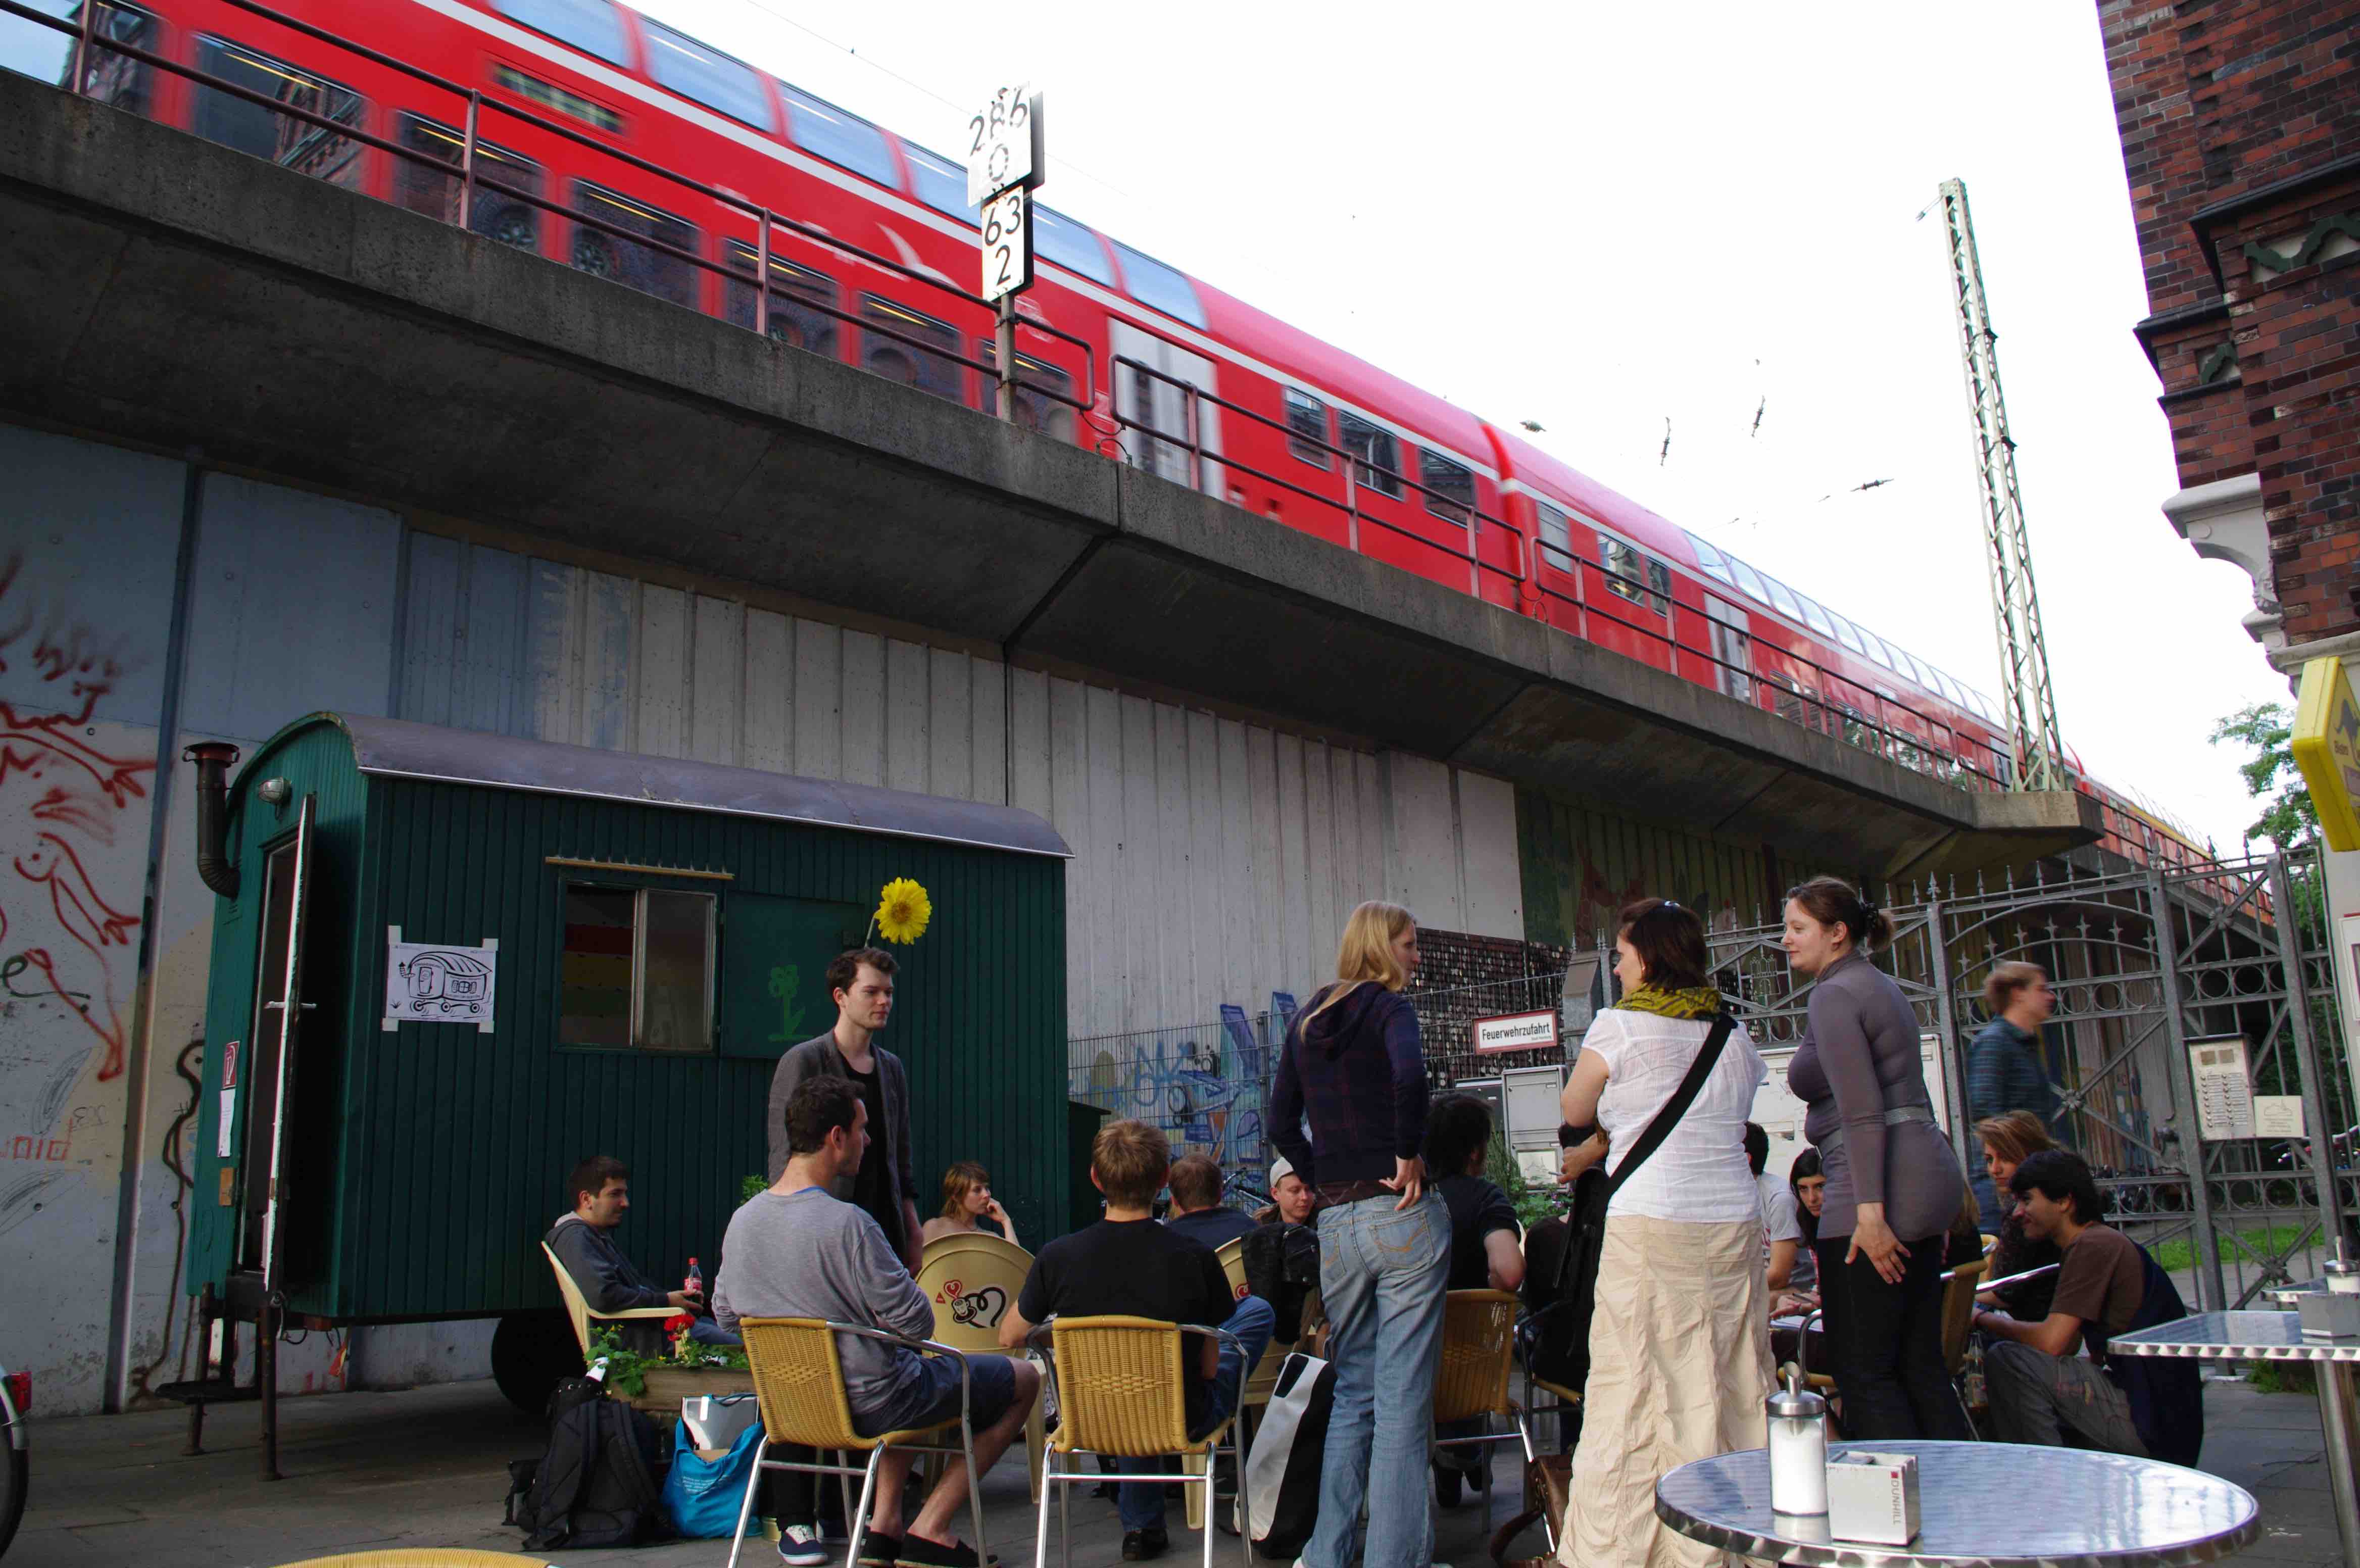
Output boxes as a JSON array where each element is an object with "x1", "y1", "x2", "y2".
[{"x1": 1826, "y1": 1449, "x2": 1920, "y2": 1546}]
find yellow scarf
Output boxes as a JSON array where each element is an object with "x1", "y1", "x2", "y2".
[{"x1": 1616, "y1": 984, "x2": 1723, "y2": 1020}]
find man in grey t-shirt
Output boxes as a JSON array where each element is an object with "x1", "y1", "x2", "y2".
[{"x1": 720, "y1": 1076, "x2": 1037, "y2": 1568}]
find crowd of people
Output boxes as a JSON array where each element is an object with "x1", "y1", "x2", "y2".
[{"x1": 544, "y1": 882, "x2": 2202, "y2": 1568}]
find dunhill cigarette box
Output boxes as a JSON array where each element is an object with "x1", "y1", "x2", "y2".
[{"x1": 1826, "y1": 1450, "x2": 1920, "y2": 1546}]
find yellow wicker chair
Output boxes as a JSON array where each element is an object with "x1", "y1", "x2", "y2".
[
  {"x1": 725, "y1": 1318, "x2": 991, "y2": 1568},
  {"x1": 1433, "y1": 1290, "x2": 1533, "y2": 1537},
  {"x1": 1212, "y1": 1239, "x2": 1289, "y2": 1416},
  {"x1": 918, "y1": 1232, "x2": 1046, "y2": 1503},
  {"x1": 271, "y1": 1555, "x2": 555, "y2": 1567},
  {"x1": 1029, "y1": 1315, "x2": 1250, "y2": 1568},
  {"x1": 539, "y1": 1240, "x2": 675, "y2": 1358}
]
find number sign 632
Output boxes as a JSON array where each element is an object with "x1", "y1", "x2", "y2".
[{"x1": 981, "y1": 186, "x2": 1032, "y2": 303}]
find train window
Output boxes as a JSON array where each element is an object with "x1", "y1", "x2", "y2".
[
  {"x1": 570, "y1": 181, "x2": 698, "y2": 307},
  {"x1": 1686, "y1": 532, "x2": 1736, "y2": 585},
  {"x1": 903, "y1": 142, "x2": 980, "y2": 224},
  {"x1": 1758, "y1": 574, "x2": 1804, "y2": 623},
  {"x1": 1858, "y1": 628, "x2": 1899, "y2": 671},
  {"x1": 1285, "y1": 389, "x2": 1330, "y2": 467},
  {"x1": 640, "y1": 19, "x2": 774, "y2": 130},
  {"x1": 491, "y1": 0, "x2": 629, "y2": 67},
  {"x1": 778, "y1": 83, "x2": 898, "y2": 186},
  {"x1": 862, "y1": 296, "x2": 963, "y2": 403},
  {"x1": 1535, "y1": 500, "x2": 1575, "y2": 566},
  {"x1": 1826, "y1": 611, "x2": 1867, "y2": 656},
  {"x1": 1725, "y1": 556, "x2": 1768, "y2": 604},
  {"x1": 1337, "y1": 413, "x2": 1402, "y2": 498},
  {"x1": 1036, "y1": 206, "x2": 1116, "y2": 285},
  {"x1": 722, "y1": 241, "x2": 840, "y2": 359},
  {"x1": 192, "y1": 37, "x2": 365, "y2": 188},
  {"x1": 1933, "y1": 669, "x2": 1968, "y2": 706},
  {"x1": 396, "y1": 115, "x2": 544, "y2": 251},
  {"x1": 980, "y1": 344, "x2": 1078, "y2": 442},
  {"x1": 1421, "y1": 452, "x2": 1475, "y2": 525},
  {"x1": 488, "y1": 62, "x2": 624, "y2": 133},
  {"x1": 557, "y1": 882, "x2": 714, "y2": 1052},
  {"x1": 1112, "y1": 242, "x2": 1206, "y2": 327},
  {"x1": 1902, "y1": 652, "x2": 1940, "y2": 692},
  {"x1": 1795, "y1": 594, "x2": 1837, "y2": 639},
  {"x1": 1600, "y1": 534, "x2": 1671, "y2": 616}
]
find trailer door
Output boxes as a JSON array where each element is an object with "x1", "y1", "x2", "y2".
[{"x1": 237, "y1": 794, "x2": 315, "y2": 1288}]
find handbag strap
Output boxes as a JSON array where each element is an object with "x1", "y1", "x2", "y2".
[{"x1": 1602, "y1": 1011, "x2": 1738, "y2": 1203}]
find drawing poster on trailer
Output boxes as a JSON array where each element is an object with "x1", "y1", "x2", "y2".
[{"x1": 386, "y1": 938, "x2": 498, "y2": 1026}]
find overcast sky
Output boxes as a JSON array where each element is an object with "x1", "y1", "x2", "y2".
[{"x1": 3, "y1": 2, "x2": 2291, "y2": 854}]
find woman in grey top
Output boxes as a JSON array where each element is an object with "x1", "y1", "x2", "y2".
[{"x1": 1783, "y1": 876, "x2": 1972, "y2": 1440}]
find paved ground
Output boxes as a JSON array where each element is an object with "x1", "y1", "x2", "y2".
[{"x1": 3, "y1": 1373, "x2": 2340, "y2": 1566}]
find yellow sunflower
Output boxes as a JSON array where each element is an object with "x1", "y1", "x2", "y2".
[{"x1": 874, "y1": 877, "x2": 932, "y2": 945}]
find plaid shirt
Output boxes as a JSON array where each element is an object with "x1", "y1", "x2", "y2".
[{"x1": 1266, "y1": 983, "x2": 1428, "y2": 1188}]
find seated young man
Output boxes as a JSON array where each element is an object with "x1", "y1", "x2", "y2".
[
  {"x1": 1970, "y1": 1150, "x2": 2159, "y2": 1456},
  {"x1": 717, "y1": 1077, "x2": 1039, "y2": 1568},
  {"x1": 546, "y1": 1154, "x2": 703, "y2": 1353},
  {"x1": 1002, "y1": 1119, "x2": 1275, "y2": 1563},
  {"x1": 1424, "y1": 1094, "x2": 1525, "y2": 1503},
  {"x1": 1163, "y1": 1153, "x2": 1258, "y2": 1249},
  {"x1": 1254, "y1": 1156, "x2": 1316, "y2": 1228}
]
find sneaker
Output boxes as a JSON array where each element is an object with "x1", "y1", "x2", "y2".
[
  {"x1": 895, "y1": 1534, "x2": 1000, "y2": 1568},
  {"x1": 856, "y1": 1533, "x2": 903, "y2": 1568},
  {"x1": 1122, "y1": 1527, "x2": 1171, "y2": 1560},
  {"x1": 1434, "y1": 1462, "x2": 1462, "y2": 1508},
  {"x1": 779, "y1": 1524, "x2": 829, "y2": 1567}
]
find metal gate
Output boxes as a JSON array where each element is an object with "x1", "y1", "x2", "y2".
[{"x1": 1705, "y1": 850, "x2": 2354, "y2": 1311}]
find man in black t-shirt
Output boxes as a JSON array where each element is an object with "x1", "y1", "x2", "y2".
[
  {"x1": 1004, "y1": 1120, "x2": 1275, "y2": 1561},
  {"x1": 1424, "y1": 1095, "x2": 1525, "y2": 1503}
]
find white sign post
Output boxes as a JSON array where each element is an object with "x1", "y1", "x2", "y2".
[{"x1": 965, "y1": 85, "x2": 1044, "y2": 420}]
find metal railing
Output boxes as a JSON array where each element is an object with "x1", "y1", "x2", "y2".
[{"x1": 9, "y1": 0, "x2": 1099, "y2": 420}]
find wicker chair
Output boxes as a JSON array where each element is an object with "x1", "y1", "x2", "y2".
[
  {"x1": 1432, "y1": 1290, "x2": 1534, "y2": 1536},
  {"x1": 539, "y1": 1240, "x2": 674, "y2": 1358},
  {"x1": 918, "y1": 1232, "x2": 1046, "y2": 1502},
  {"x1": 726, "y1": 1317, "x2": 990, "y2": 1568},
  {"x1": 1029, "y1": 1315, "x2": 1250, "y2": 1568},
  {"x1": 271, "y1": 1555, "x2": 554, "y2": 1567}
]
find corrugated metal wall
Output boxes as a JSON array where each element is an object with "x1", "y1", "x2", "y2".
[
  {"x1": 1516, "y1": 787, "x2": 1775, "y2": 950},
  {"x1": 395, "y1": 533, "x2": 1521, "y2": 1041}
]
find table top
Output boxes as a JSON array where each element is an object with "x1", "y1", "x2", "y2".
[
  {"x1": 2264, "y1": 1278, "x2": 2326, "y2": 1305},
  {"x1": 2109, "y1": 1309, "x2": 2360, "y2": 1362},
  {"x1": 1655, "y1": 1441, "x2": 2258, "y2": 1568}
]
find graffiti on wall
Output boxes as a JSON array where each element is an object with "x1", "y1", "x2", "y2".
[{"x1": 1074, "y1": 1029, "x2": 1270, "y2": 1184}]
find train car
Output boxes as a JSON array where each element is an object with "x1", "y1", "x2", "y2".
[{"x1": 36, "y1": 0, "x2": 2208, "y2": 871}]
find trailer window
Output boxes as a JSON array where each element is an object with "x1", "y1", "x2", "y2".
[
  {"x1": 396, "y1": 114, "x2": 544, "y2": 251},
  {"x1": 779, "y1": 83, "x2": 898, "y2": 186},
  {"x1": 571, "y1": 181, "x2": 698, "y2": 307},
  {"x1": 1112, "y1": 242, "x2": 1206, "y2": 327},
  {"x1": 862, "y1": 296, "x2": 963, "y2": 402},
  {"x1": 492, "y1": 0, "x2": 629, "y2": 67},
  {"x1": 560, "y1": 883, "x2": 715, "y2": 1052},
  {"x1": 638, "y1": 19, "x2": 773, "y2": 129},
  {"x1": 1535, "y1": 500, "x2": 1574, "y2": 567},
  {"x1": 1285, "y1": 389, "x2": 1330, "y2": 467},
  {"x1": 193, "y1": 36, "x2": 365, "y2": 188},
  {"x1": 1421, "y1": 451, "x2": 1475, "y2": 525},
  {"x1": 723, "y1": 241, "x2": 839, "y2": 359},
  {"x1": 1600, "y1": 535, "x2": 1671, "y2": 616},
  {"x1": 904, "y1": 142, "x2": 979, "y2": 224},
  {"x1": 1037, "y1": 207, "x2": 1115, "y2": 285},
  {"x1": 1338, "y1": 413, "x2": 1401, "y2": 498}
]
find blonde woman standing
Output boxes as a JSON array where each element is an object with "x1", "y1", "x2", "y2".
[
  {"x1": 1267, "y1": 901, "x2": 1448, "y2": 1568},
  {"x1": 1557, "y1": 899, "x2": 1772, "y2": 1568}
]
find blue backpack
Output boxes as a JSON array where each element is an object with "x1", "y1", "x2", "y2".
[{"x1": 661, "y1": 1418, "x2": 766, "y2": 1538}]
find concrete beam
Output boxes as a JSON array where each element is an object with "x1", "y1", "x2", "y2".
[{"x1": 0, "y1": 74, "x2": 2091, "y2": 878}]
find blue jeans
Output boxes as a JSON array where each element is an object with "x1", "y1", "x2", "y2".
[
  {"x1": 1117, "y1": 1295, "x2": 1276, "y2": 1532},
  {"x1": 1305, "y1": 1192, "x2": 1451, "y2": 1568}
]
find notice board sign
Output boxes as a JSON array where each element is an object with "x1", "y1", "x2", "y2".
[
  {"x1": 1474, "y1": 1009, "x2": 1559, "y2": 1055},
  {"x1": 2190, "y1": 1035, "x2": 2255, "y2": 1142},
  {"x1": 385, "y1": 930, "x2": 499, "y2": 1032}
]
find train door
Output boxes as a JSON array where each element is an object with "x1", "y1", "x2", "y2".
[
  {"x1": 1111, "y1": 319, "x2": 1221, "y2": 491},
  {"x1": 236, "y1": 795, "x2": 316, "y2": 1288},
  {"x1": 1706, "y1": 595, "x2": 1752, "y2": 705}
]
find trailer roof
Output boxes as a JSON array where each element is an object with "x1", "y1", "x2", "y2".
[{"x1": 308, "y1": 713, "x2": 1071, "y2": 859}]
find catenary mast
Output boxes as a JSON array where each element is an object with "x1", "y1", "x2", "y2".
[{"x1": 1934, "y1": 177, "x2": 2067, "y2": 793}]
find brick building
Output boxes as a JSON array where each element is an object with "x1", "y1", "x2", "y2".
[{"x1": 2098, "y1": 1, "x2": 2360, "y2": 676}]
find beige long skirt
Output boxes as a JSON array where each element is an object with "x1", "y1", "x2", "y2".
[{"x1": 1557, "y1": 1213, "x2": 1773, "y2": 1568}]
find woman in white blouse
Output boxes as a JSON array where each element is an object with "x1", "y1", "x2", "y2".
[{"x1": 1555, "y1": 899, "x2": 1774, "y2": 1568}]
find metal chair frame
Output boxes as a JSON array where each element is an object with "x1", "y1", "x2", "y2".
[
  {"x1": 1432, "y1": 1290, "x2": 1537, "y2": 1540},
  {"x1": 1026, "y1": 1318, "x2": 1251, "y2": 1568},
  {"x1": 1511, "y1": 1303, "x2": 1581, "y2": 1553},
  {"x1": 725, "y1": 1319, "x2": 990, "y2": 1568}
]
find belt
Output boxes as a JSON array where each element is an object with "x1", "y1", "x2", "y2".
[
  {"x1": 1815, "y1": 1103, "x2": 1937, "y2": 1159},
  {"x1": 1316, "y1": 1179, "x2": 1396, "y2": 1207}
]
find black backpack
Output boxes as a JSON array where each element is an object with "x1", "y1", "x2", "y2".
[
  {"x1": 1240, "y1": 1222, "x2": 1321, "y2": 1342},
  {"x1": 507, "y1": 1377, "x2": 666, "y2": 1550}
]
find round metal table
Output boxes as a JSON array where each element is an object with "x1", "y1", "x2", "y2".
[{"x1": 1655, "y1": 1441, "x2": 2258, "y2": 1568}]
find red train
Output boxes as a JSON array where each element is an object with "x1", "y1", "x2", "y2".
[{"x1": 42, "y1": 0, "x2": 2210, "y2": 873}]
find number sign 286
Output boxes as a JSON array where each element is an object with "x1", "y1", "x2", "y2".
[{"x1": 981, "y1": 186, "x2": 1032, "y2": 303}]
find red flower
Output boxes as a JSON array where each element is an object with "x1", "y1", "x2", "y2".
[{"x1": 665, "y1": 1314, "x2": 693, "y2": 1334}]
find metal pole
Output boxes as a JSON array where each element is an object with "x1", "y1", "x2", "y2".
[
  {"x1": 2150, "y1": 869, "x2": 2227, "y2": 1312},
  {"x1": 754, "y1": 210, "x2": 770, "y2": 340},
  {"x1": 458, "y1": 89, "x2": 479, "y2": 233},
  {"x1": 995, "y1": 294, "x2": 1017, "y2": 422},
  {"x1": 2315, "y1": 1363, "x2": 2360, "y2": 1568},
  {"x1": 1342, "y1": 450, "x2": 1359, "y2": 553},
  {"x1": 70, "y1": 0, "x2": 95, "y2": 97},
  {"x1": 2270, "y1": 851, "x2": 2351, "y2": 1255},
  {"x1": 1925, "y1": 896, "x2": 1975, "y2": 1171}
]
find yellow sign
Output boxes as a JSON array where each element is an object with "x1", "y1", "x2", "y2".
[{"x1": 2293, "y1": 656, "x2": 2360, "y2": 852}]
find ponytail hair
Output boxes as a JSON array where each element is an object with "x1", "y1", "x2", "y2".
[{"x1": 1785, "y1": 875, "x2": 1893, "y2": 951}]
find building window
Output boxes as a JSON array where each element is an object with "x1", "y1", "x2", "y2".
[
  {"x1": 1599, "y1": 534, "x2": 1670, "y2": 616},
  {"x1": 1338, "y1": 413, "x2": 1401, "y2": 498},
  {"x1": 559, "y1": 882, "x2": 714, "y2": 1052},
  {"x1": 1285, "y1": 389, "x2": 1330, "y2": 467},
  {"x1": 491, "y1": 0, "x2": 630, "y2": 66},
  {"x1": 571, "y1": 181, "x2": 698, "y2": 307},
  {"x1": 862, "y1": 296, "x2": 962, "y2": 402},
  {"x1": 395, "y1": 114, "x2": 544, "y2": 251},
  {"x1": 723, "y1": 241, "x2": 840, "y2": 358},
  {"x1": 639, "y1": 19, "x2": 773, "y2": 131},
  {"x1": 193, "y1": 36, "x2": 365, "y2": 188},
  {"x1": 1421, "y1": 451, "x2": 1475, "y2": 525},
  {"x1": 1535, "y1": 500, "x2": 1574, "y2": 567},
  {"x1": 779, "y1": 83, "x2": 898, "y2": 186}
]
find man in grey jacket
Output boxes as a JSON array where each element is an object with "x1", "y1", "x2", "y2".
[
  {"x1": 545, "y1": 1154, "x2": 701, "y2": 1352},
  {"x1": 767, "y1": 947, "x2": 922, "y2": 1272}
]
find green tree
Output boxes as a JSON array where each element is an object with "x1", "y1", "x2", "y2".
[{"x1": 2210, "y1": 702, "x2": 2318, "y2": 852}]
